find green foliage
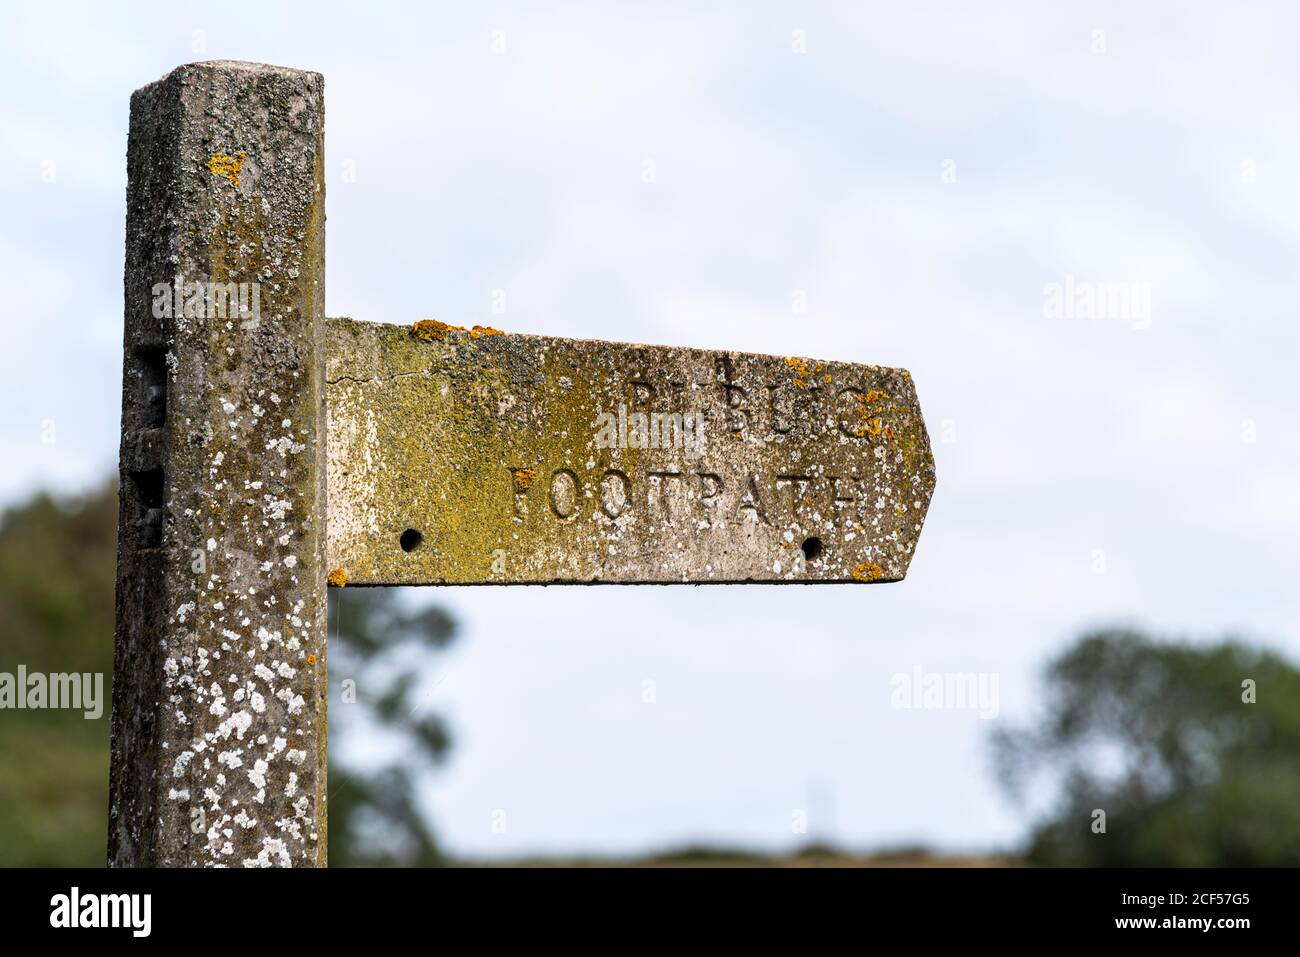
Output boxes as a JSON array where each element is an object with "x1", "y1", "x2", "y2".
[
  {"x1": 0, "y1": 481, "x2": 117, "y2": 866},
  {"x1": 326, "y1": 588, "x2": 457, "y2": 866},
  {"x1": 993, "y1": 628, "x2": 1300, "y2": 866}
]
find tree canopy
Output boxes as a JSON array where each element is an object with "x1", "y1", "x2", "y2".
[{"x1": 993, "y1": 628, "x2": 1300, "y2": 866}]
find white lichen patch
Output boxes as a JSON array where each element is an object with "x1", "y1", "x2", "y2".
[{"x1": 243, "y1": 837, "x2": 291, "y2": 868}]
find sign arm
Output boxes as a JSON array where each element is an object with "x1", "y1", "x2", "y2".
[{"x1": 324, "y1": 317, "x2": 935, "y2": 586}]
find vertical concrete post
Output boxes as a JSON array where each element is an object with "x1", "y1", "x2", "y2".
[{"x1": 110, "y1": 61, "x2": 328, "y2": 867}]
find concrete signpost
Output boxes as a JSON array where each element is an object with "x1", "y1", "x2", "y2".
[{"x1": 109, "y1": 61, "x2": 936, "y2": 867}]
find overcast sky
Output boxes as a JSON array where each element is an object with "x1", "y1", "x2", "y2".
[{"x1": 3, "y1": 1, "x2": 1298, "y2": 859}]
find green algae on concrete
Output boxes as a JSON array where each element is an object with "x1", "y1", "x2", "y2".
[{"x1": 325, "y1": 318, "x2": 937, "y2": 585}]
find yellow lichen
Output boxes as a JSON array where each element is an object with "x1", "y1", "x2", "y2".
[
  {"x1": 852, "y1": 562, "x2": 885, "y2": 582},
  {"x1": 512, "y1": 468, "x2": 538, "y2": 491},
  {"x1": 307, "y1": 653, "x2": 318, "y2": 666},
  {"x1": 849, "y1": 389, "x2": 894, "y2": 440},
  {"x1": 327, "y1": 567, "x2": 349, "y2": 587},
  {"x1": 412, "y1": 319, "x2": 507, "y2": 341},
  {"x1": 411, "y1": 319, "x2": 457, "y2": 341},
  {"x1": 206, "y1": 151, "x2": 246, "y2": 186},
  {"x1": 784, "y1": 356, "x2": 826, "y2": 390}
]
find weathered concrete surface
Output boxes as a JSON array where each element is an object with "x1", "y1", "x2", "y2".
[
  {"x1": 110, "y1": 62, "x2": 327, "y2": 866},
  {"x1": 326, "y1": 319, "x2": 935, "y2": 584}
]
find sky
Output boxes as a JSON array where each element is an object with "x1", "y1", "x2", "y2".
[{"x1": 2, "y1": 1, "x2": 1299, "y2": 859}]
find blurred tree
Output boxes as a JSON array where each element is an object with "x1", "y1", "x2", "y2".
[
  {"x1": 0, "y1": 480, "x2": 458, "y2": 867},
  {"x1": 0, "y1": 481, "x2": 116, "y2": 866},
  {"x1": 326, "y1": 588, "x2": 457, "y2": 866},
  {"x1": 993, "y1": 628, "x2": 1300, "y2": 866}
]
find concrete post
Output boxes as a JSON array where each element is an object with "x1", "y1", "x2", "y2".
[{"x1": 109, "y1": 61, "x2": 328, "y2": 867}]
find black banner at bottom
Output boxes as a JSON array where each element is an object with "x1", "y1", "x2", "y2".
[{"x1": 0, "y1": 866, "x2": 1282, "y2": 944}]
